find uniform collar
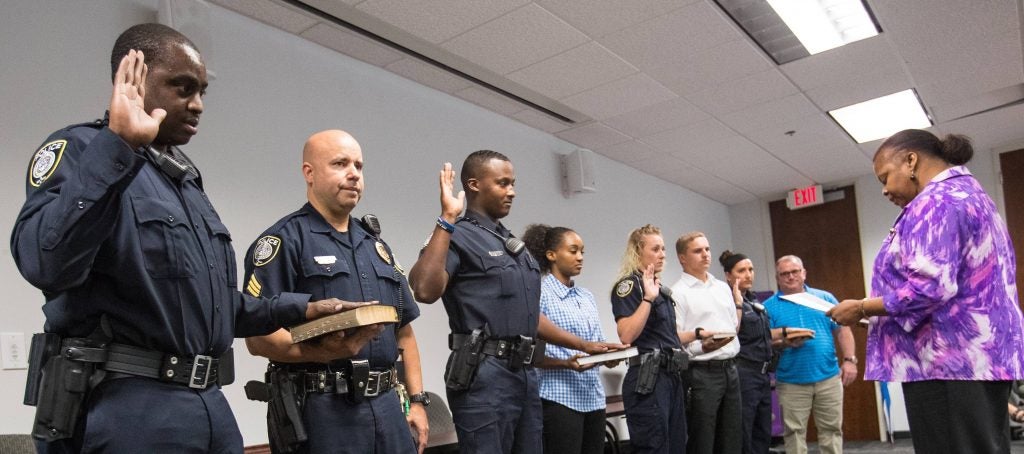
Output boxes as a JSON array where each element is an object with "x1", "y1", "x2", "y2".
[
  {"x1": 678, "y1": 271, "x2": 717, "y2": 288},
  {"x1": 302, "y1": 203, "x2": 372, "y2": 243},
  {"x1": 461, "y1": 209, "x2": 508, "y2": 236}
]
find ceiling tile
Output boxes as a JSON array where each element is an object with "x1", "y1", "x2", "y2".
[
  {"x1": 440, "y1": 4, "x2": 590, "y2": 75},
  {"x1": 632, "y1": 155, "x2": 756, "y2": 204},
  {"x1": 537, "y1": 0, "x2": 699, "y2": 38},
  {"x1": 671, "y1": 136, "x2": 812, "y2": 195},
  {"x1": 507, "y1": 42, "x2": 638, "y2": 99},
  {"x1": 453, "y1": 86, "x2": 527, "y2": 116},
  {"x1": 780, "y1": 36, "x2": 903, "y2": 91},
  {"x1": 780, "y1": 37, "x2": 912, "y2": 110},
  {"x1": 641, "y1": 118, "x2": 736, "y2": 154},
  {"x1": 300, "y1": 23, "x2": 405, "y2": 66},
  {"x1": 686, "y1": 69, "x2": 798, "y2": 116},
  {"x1": 210, "y1": 0, "x2": 318, "y2": 34},
  {"x1": 603, "y1": 98, "x2": 710, "y2": 138},
  {"x1": 646, "y1": 39, "x2": 773, "y2": 96},
  {"x1": 718, "y1": 94, "x2": 820, "y2": 136},
  {"x1": 512, "y1": 110, "x2": 573, "y2": 134},
  {"x1": 560, "y1": 73, "x2": 677, "y2": 120},
  {"x1": 873, "y1": 1, "x2": 1022, "y2": 89},
  {"x1": 556, "y1": 122, "x2": 632, "y2": 150},
  {"x1": 384, "y1": 58, "x2": 473, "y2": 93},
  {"x1": 594, "y1": 140, "x2": 661, "y2": 164},
  {"x1": 355, "y1": 0, "x2": 529, "y2": 44},
  {"x1": 599, "y1": 2, "x2": 741, "y2": 70}
]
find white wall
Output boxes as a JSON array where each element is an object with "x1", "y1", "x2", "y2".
[{"x1": 0, "y1": 0, "x2": 734, "y2": 443}]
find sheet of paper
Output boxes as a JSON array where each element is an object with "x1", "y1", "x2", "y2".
[{"x1": 779, "y1": 292, "x2": 835, "y2": 312}]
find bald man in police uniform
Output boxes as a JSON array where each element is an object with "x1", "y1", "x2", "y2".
[
  {"x1": 243, "y1": 130, "x2": 428, "y2": 453},
  {"x1": 409, "y1": 150, "x2": 620, "y2": 453}
]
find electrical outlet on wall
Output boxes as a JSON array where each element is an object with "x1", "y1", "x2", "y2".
[{"x1": 1, "y1": 333, "x2": 28, "y2": 370}]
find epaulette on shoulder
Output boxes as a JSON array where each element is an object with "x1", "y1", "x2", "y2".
[
  {"x1": 64, "y1": 118, "x2": 107, "y2": 131},
  {"x1": 262, "y1": 208, "x2": 309, "y2": 236}
]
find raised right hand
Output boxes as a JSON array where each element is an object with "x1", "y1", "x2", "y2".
[
  {"x1": 439, "y1": 162, "x2": 465, "y2": 221},
  {"x1": 641, "y1": 264, "x2": 660, "y2": 302},
  {"x1": 109, "y1": 50, "x2": 166, "y2": 149}
]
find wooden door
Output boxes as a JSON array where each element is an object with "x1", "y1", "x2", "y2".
[
  {"x1": 769, "y1": 185, "x2": 879, "y2": 441},
  {"x1": 1000, "y1": 148, "x2": 1024, "y2": 312}
]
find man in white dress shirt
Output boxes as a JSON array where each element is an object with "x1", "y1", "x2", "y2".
[{"x1": 671, "y1": 232, "x2": 742, "y2": 454}]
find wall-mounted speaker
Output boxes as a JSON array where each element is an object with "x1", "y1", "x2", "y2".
[
  {"x1": 561, "y1": 148, "x2": 597, "y2": 197},
  {"x1": 157, "y1": 0, "x2": 216, "y2": 79}
]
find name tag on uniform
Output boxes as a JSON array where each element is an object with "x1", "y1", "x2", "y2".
[
  {"x1": 314, "y1": 255, "x2": 337, "y2": 265},
  {"x1": 488, "y1": 250, "x2": 504, "y2": 257}
]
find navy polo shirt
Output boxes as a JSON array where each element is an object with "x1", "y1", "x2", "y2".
[
  {"x1": 243, "y1": 204, "x2": 419, "y2": 368},
  {"x1": 11, "y1": 117, "x2": 308, "y2": 357},
  {"x1": 441, "y1": 210, "x2": 541, "y2": 338},
  {"x1": 610, "y1": 272, "x2": 681, "y2": 351}
]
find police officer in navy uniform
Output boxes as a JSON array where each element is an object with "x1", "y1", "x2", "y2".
[
  {"x1": 243, "y1": 129, "x2": 428, "y2": 453},
  {"x1": 11, "y1": 24, "x2": 350, "y2": 454},
  {"x1": 611, "y1": 225, "x2": 687, "y2": 454},
  {"x1": 408, "y1": 151, "x2": 620, "y2": 453},
  {"x1": 721, "y1": 251, "x2": 775, "y2": 454}
]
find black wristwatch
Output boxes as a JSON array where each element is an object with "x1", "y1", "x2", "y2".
[{"x1": 409, "y1": 392, "x2": 431, "y2": 406}]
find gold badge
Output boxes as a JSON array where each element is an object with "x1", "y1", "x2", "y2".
[
  {"x1": 375, "y1": 241, "x2": 391, "y2": 264},
  {"x1": 253, "y1": 235, "x2": 281, "y2": 267},
  {"x1": 616, "y1": 280, "x2": 634, "y2": 297},
  {"x1": 394, "y1": 260, "x2": 405, "y2": 275}
]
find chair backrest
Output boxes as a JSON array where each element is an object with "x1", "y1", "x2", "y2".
[
  {"x1": 0, "y1": 434, "x2": 35, "y2": 454},
  {"x1": 424, "y1": 391, "x2": 455, "y2": 436}
]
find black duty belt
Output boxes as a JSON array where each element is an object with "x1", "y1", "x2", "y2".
[
  {"x1": 449, "y1": 334, "x2": 539, "y2": 363},
  {"x1": 98, "y1": 342, "x2": 234, "y2": 389},
  {"x1": 292, "y1": 364, "x2": 398, "y2": 397},
  {"x1": 627, "y1": 348, "x2": 686, "y2": 368},
  {"x1": 736, "y1": 357, "x2": 772, "y2": 374},
  {"x1": 689, "y1": 358, "x2": 736, "y2": 369}
]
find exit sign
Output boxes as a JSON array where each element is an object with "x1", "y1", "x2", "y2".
[{"x1": 787, "y1": 185, "x2": 824, "y2": 210}]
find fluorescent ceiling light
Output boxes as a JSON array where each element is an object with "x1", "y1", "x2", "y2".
[
  {"x1": 767, "y1": 0, "x2": 878, "y2": 54},
  {"x1": 829, "y1": 90, "x2": 932, "y2": 143}
]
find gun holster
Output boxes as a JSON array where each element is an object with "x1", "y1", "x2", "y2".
[
  {"x1": 666, "y1": 348, "x2": 689, "y2": 375},
  {"x1": 634, "y1": 349, "x2": 663, "y2": 395},
  {"x1": 444, "y1": 328, "x2": 486, "y2": 391},
  {"x1": 245, "y1": 367, "x2": 307, "y2": 454},
  {"x1": 30, "y1": 337, "x2": 107, "y2": 442}
]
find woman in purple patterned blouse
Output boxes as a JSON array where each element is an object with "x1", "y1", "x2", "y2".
[{"x1": 829, "y1": 129, "x2": 1024, "y2": 454}]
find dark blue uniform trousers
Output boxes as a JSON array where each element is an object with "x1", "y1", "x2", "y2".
[
  {"x1": 737, "y1": 366, "x2": 772, "y2": 454},
  {"x1": 622, "y1": 367, "x2": 687, "y2": 454},
  {"x1": 299, "y1": 388, "x2": 415, "y2": 454},
  {"x1": 37, "y1": 377, "x2": 242, "y2": 454},
  {"x1": 447, "y1": 356, "x2": 542, "y2": 454}
]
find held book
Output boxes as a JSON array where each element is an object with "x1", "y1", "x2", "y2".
[
  {"x1": 289, "y1": 305, "x2": 398, "y2": 343},
  {"x1": 786, "y1": 329, "x2": 815, "y2": 341},
  {"x1": 575, "y1": 346, "x2": 639, "y2": 366}
]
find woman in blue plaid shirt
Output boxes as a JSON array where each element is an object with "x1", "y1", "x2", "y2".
[{"x1": 523, "y1": 224, "x2": 610, "y2": 454}]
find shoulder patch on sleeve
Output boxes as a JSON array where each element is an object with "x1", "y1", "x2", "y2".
[
  {"x1": 252, "y1": 235, "x2": 281, "y2": 267},
  {"x1": 616, "y1": 279, "x2": 634, "y2": 298},
  {"x1": 246, "y1": 274, "x2": 262, "y2": 297},
  {"x1": 29, "y1": 140, "x2": 67, "y2": 187}
]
